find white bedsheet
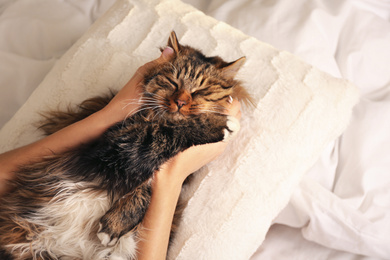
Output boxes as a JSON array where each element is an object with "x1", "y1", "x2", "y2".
[{"x1": 1, "y1": 0, "x2": 389, "y2": 259}]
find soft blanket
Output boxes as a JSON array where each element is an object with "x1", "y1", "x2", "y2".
[{"x1": 0, "y1": 0, "x2": 358, "y2": 259}]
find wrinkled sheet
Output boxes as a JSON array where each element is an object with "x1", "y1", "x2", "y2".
[
  {"x1": 0, "y1": 0, "x2": 115, "y2": 127},
  {"x1": 1, "y1": 0, "x2": 389, "y2": 259}
]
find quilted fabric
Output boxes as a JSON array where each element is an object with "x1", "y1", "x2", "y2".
[{"x1": 0, "y1": 0, "x2": 358, "y2": 259}]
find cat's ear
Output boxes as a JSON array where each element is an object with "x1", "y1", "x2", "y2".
[
  {"x1": 167, "y1": 31, "x2": 181, "y2": 54},
  {"x1": 221, "y1": 57, "x2": 246, "y2": 78}
]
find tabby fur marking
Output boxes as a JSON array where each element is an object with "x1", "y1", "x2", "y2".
[{"x1": 0, "y1": 31, "x2": 251, "y2": 260}]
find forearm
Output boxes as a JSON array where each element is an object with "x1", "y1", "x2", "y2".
[
  {"x1": 135, "y1": 140, "x2": 235, "y2": 259},
  {"x1": 136, "y1": 170, "x2": 183, "y2": 260},
  {"x1": 0, "y1": 108, "x2": 118, "y2": 195},
  {"x1": 0, "y1": 47, "x2": 173, "y2": 197}
]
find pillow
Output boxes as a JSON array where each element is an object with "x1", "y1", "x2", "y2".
[{"x1": 0, "y1": 0, "x2": 359, "y2": 259}]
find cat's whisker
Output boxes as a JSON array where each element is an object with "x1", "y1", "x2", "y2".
[
  {"x1": 139, "y1": 101, "x2": 160, "y2": 106},
  {"x1": 121, "y1": 95, "x2": 167, "y2": 124},
  {"x1": 121, "y1": 105, "x2": 161, "y2": 126},
  {"x1": 1, "y1": 31, "x2": 251, "y2": 260},
  {"x1": 121, "y1": 103, "x2": 147, "y2": 116},
  {"x1": 122, "y1": 99, "x2": 161, "y2": 110},
  {"x1": 140, "y1": 96, "x2": 163, "y2": 101},
  {"x1": 120, "y1": 98, "x2": 143, "y2": 105},
  {"x1": 146, "y1": 106, "x2": 164, "y2": 121},
  {"x1": 136, "y1": 105, "x2": 162, "y2": 114},
  {"x1": 121, "y1": 102, "x2": 142, "y2": 111},
  {"x1": 120, "y1": 98, "x2": 143, "y2": 102},
  {"x1": 202, "y1": 111, "x2": 225, "y2": 116},
  {"x1": 144, "y1": 93, "x2": 168, "y2": 102},
  {"x1": 190, "y1": 106, "x2": 226, "y2": 115},
  {"x1": 208, "y1": 104, "x2": 227, "y2": 112},
  {"x1": 151, "y1": 108, "x2": 166, "y2": 122},
  {"x1": 121, "y1": 97, "x2": 163, "y2": 111},
  {"x1": 121, "y1": 94, "x2": 165, "y2": 105}
]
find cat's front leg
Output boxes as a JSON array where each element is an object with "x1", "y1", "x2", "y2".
[
  {"x1": 181, "y1": 114, "x2": 241, "y2": 147},
  {"x1": 97, "y1": 181, "x2": 151, "y2": 246}
]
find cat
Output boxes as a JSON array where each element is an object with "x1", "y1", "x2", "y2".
[{"x1": 0, "y1": 31, "x2": 251, "y2": 260}]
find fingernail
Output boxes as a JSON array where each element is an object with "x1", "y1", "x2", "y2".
[
  {"x1": 162, "y1": 47, "x2": 174, "y2": 58},
  {"x1": 227, "y1": 95, "x2": 233, "y2": 104}
]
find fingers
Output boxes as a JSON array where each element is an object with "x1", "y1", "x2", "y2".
[
  {"x1": 226, "y1": 98, "x2": 242, "y2": 119},
  {"x1": 160, "y1": 140, "x2": 228, "y2": 183},
  {"x1": 160, "y1": 47, "x2": 175, "y2": 61},
  {"x1": 107, "y1": 47, "x2": 176, "y2": 122},
  {"x1": 167, "y1": 99, "x2": 242, "y2": 180},
  {"x1": 133, "y1": 47, "x2": 175, "y2": 83},
  {"x1": 139, "y1": 47, "x2": 174, "y2": 72}
]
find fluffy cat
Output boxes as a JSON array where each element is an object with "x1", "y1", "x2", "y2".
[{"x1": 0, "y1": 31, "x2": 251, "y2": 260}]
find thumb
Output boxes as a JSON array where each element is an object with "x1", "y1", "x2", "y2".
[
  {"x1": 160, "y1": 46, "x2": 175, "y2": 61},
  {"x1": 134, "y1": 47, "x2": 175, "y2": 79}
]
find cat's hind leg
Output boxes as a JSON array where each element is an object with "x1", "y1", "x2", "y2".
[{"x1": 97, "y1": 180, "x2": 152, "y2": 247}]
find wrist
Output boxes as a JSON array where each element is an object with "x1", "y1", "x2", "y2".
[
  {"x1": 152, "y1": 167, "x2": 184, "y2": 198},
  {"x1": 92, "y1": 105, "x2": 123, "y2": 130}
]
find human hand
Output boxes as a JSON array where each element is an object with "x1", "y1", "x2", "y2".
[
  {"x1": 101, "y1": 47, "x2": 175, "y2": 124},
  {"x1": 155, "y1": 99, "x2": 242, "y2": 188}
]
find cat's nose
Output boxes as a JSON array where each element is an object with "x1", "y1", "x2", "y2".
[{"x1": 175, "y1": 99, "x2": 187, "y2": 109}]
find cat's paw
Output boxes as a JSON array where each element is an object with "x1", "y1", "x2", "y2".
[
  {"x1": 223, "y1": 115, "x2": 240, "y2": 142},
  {"x1": 97, "y1": 222, "x2": 119, "y2": 247}
]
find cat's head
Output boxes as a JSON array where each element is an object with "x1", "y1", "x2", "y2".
[{"x1": 141, "y1": 31, "x2": 251, "y2": 120}]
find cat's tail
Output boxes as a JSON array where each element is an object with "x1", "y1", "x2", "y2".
[
  {"x1": 38, "y1": 92, "x2": 115, "y2": 135},
  {"x1": 0, "y1": 248, "x2": 13, "y2": 260}
]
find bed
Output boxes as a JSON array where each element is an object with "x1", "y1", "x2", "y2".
[{"x1": 0, "y1": 0, "x2": 389, "y2": 259}]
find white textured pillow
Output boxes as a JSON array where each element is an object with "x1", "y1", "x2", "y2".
[{"x1": 0, "y1": 0, "x2": 358, "y2": 259}]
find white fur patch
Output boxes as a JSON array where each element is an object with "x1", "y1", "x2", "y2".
[
  {"x1": 6, "y1": 182, "x2": 138, "y2": 260},
  {"x1": 97, "y1": 225, "x2": 111, "y2": 247},
  {"x1": 223, "y1": 115, "x2": 241, "y2": 142}
]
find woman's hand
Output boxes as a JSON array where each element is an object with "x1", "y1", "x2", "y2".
[
  {"x1": 154, "y1": 98, "x2": 242, "y2": 188},
  {"x1": 137, "y1": 98, "x2": 242, "y2": 260},
  {"x1": 0, "y1": 48, "x2": 175, "y2": 196},
  {"x1": 100, "y1": 47, "x2": 175, "y2": 125}
]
